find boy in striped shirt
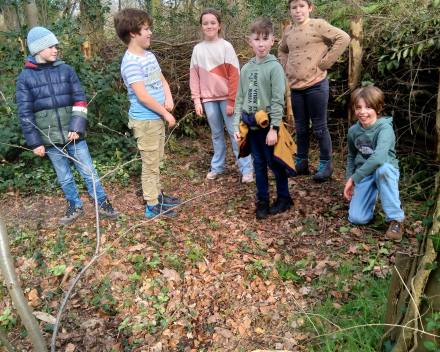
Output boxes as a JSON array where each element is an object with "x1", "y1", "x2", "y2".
[{"x1": 115, "y1": 8, "x2": 181, "y2": 218}]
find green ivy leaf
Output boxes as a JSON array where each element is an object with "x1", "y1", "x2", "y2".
[
  {"x1": 427, "y1": 321, "x2": 437, "y2": 331},
  {"x1": 427, "y1": 38, "x2": 435, "y2": 48},
  {"x1": 423, "y1": 217, "x2": 433, "y2": 227},
  {"x1": 416, "y1": 43, "x2": 424, "y2": 54},
  {"x1": 434, "y1": 0, "x2": 440, "y2": 8},
  {"x1": 424, "y1": 341, "x2": 437, "y2": 351},
  {"x1": 403, "y1": 48, "x2": 409, "y2": 58},
  {"x1": 416, "y1": 234, "x2": 423, "y2": 243},
  {"x1": 425, "y1": 261, "x2": 438, "y2": 270},
  {"x1": 428, "y1": 233, "x2": 440, "y2": 252}
]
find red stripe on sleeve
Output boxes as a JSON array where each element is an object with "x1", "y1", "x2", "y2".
[{"x1": 73, "y1": 101, "x2": 88, "y2": 108}]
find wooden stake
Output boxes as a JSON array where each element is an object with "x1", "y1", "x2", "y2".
[
  {"x1": 280, "y1": 19, "x2": 294, "y2": 129},
  {"x1": 436, "y1": 68, "x2": 440, "y2": 159},
  {"x1": 348, "y1": 16, "x2": 363, "y2": 126}
]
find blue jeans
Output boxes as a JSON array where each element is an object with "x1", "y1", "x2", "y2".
[
  {"x1": 46, "y1": 140, "x2": 106, "y2": 207},
  {"x1": 204, "y1": 100, "x2": 253, "y2": 175},
  {"x1": 290, "y1": 78, "x2": 332, "y2": 161},
  {"x1": 248, "y1": 127, "x2": 290, "y2": 200},
  {"x1": 348, "y1": 162, "x2": 404, "y2": 224}
]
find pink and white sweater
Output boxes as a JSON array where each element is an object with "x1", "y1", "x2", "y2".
[{"x1": 190, "y1": 39, "x2": 240, "y2": 108}]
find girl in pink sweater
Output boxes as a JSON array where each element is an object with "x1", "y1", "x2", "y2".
[{"x1": 190, "y1": 8, "x2": 253, "y2": 182}]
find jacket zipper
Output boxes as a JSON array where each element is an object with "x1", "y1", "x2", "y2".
[{"x1": 43, "y1": 65, "x2": 66, "y2": 144}]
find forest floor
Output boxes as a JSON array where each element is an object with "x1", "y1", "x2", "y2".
[{"x1": 0, "y1": 137, "x2": 425, "y2": 352}]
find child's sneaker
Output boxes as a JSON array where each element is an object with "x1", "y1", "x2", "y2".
[
  {"x1": 313, "y1": 160, "x2": 333, "y2": 182},
  {"x1": 386, "y1": 220, "x2": 403, "y2": 241},
  {"x1": 268, "y1": 196, "x2": 294, "y2": 215},
  {"x1": 294, "y1": 158, "x2": 310, "y2": 175},
  {"x1": 59, "y1": 200, "x2": 84, "y2": 226},
  {"x1": 206, "y1": 171, "x2": 218, "y2": 180},
  {"x1": 98, "y1": 198, "x2": 121, "y2": 220},
  {"x1": 158, "y1": 193, "x2": 181, "y2": 206},
  {"x1": 256, "y1": 199, "x2": 270, "y2": 219},
  {"x1": 145, "y1": 204, "x2": 177, "y2": 218},
  {"x1": 242, "y1": 173, "x2": 254, "y2": 183}
]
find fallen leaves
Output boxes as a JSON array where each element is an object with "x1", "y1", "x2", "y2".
[
  {"x1": 33, "y1": 311, "x2": 56, "y2": 324},
  {"x1": 27, "y1": 289, "x2": 40, "y2": 307},
  {"x1": 214, "y1": 327, "x2": 233, "y2": 339},
  {"x1": 160, "y1": 268, "x2": 181, "y2": 284}
]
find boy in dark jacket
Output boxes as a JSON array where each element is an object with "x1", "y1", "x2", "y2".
[{"x1": 16, "y1": 27, "x2": 121, "y2": 226}]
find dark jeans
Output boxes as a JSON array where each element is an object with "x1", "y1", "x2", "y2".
[
  {"x1": 248, "y1": 127, "x2": 290, "y2": 201},
  {"x1": 290, "y1": 78, "x2": 332, "y2": 161}
]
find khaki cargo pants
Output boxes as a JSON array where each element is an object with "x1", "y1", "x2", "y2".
[{"x1": 128, "y1": 117, "x2": 165, "y2": 206}]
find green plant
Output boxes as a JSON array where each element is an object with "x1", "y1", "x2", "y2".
[{"x1": 0, "y1": 309, "x2": 17, "y2": 330}]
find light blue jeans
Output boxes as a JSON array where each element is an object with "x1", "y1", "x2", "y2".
[
  {"x1": 348, "y1": 162, "x2": 404, "y2": 224},
  {"x1": 46, "y1": 140, "x2": 106, "y2": 207},
  {"x1": 204, "y1": 100, "x2": 252, "y2": 175}
]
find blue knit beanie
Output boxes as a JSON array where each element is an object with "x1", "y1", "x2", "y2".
[{"x1": 27, "y1": 27, "x2": 59, "y2": 56}]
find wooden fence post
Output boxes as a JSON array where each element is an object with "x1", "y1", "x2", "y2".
[
  {"x1": 348, "y1": 16, "x2": 363, "y2": 126},
  {"x1": 436, "y1": 69, "x2": 440, "y2": 160},
  {"x1": 280, "y1": 19, "x2": 294, "y2": 130}
]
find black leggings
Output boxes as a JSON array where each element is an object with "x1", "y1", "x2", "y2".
[{"x1": 290, "y1": 78, "x2": 332, "y2": 161}]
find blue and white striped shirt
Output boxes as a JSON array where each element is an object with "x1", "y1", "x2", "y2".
[{"x1": 121, "y1": 50, "x2": 165, "y2": 120}]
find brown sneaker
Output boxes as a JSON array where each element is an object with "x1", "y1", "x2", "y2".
[{"x1": 386, "y1": 220, "x2": 403, "y2": 241}]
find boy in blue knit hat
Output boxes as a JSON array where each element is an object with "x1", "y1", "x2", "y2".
[{"x1": 16, "y1": 27, "x2": 121, "y2": 226}]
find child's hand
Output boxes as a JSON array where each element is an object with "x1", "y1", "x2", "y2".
[
  {"x1": 344, "y1": 178, "x2": 355, "y2": 201},
  {"x1": 164, "y1": 112, "x2": 176, "y2": 128},
  {"x1": 164, "y1": 97, "x2": 174, "y2": 112},
  {"x1": 68, "y1": 131, "x2": 79, "y2": 140},
  {"x1": 226, "y1": 105, "x2": 234, "y2": 116},
  {"x1": 234, "y1": 132, "x2": 241, "y2": 142},
  {"x1": 195, "y1": 103, "x2": 203, "y2": 117},
  {"x1": 33, "y1": 146, "x2": 45, "y2": 157},
  {"x1": 266, "y1": 128, "x2": 278, "y2": 146}
]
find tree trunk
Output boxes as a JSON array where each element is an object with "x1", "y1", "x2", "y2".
[
  {"x1": 382, "y1": 178, "x2": 440, "y2": 351},
  {"x1": 0, "y1": 213, "x2": 48, "y2": 352},
  {"x1": 436, "y1": 68, "x2": 440, "y2": 159},
  {"x1": 348, "y1": 16, "x2": 363, "y2": 126},
  {"x1": 23, "y1": 0, "x2": 39, "y2": 29},
  {"x1": 280, "y1": 18, "x2": 294, "y2": 131}
]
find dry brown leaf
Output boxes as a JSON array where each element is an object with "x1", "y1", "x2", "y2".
[
  {"x1": 214, "y1": 327, "x2": 233, "y2": 338},
  {"x1": 168, "y1": 337, "x2": 178, "y2": 348},
  {"x1": 128, "y1": 243, "x2": 148, "y2": 251},
  {"x1": 274, "y1": 253, "x2": 282, "y2": 261},
  {"x1": 267, "y1": 248, "x2": 277, "y2": 253},
  {"x1": 254, "y1": 327, "x2": 265, "y2": 334},
  {"x1": 160, "y1": 268, "x2": 181, "y2": 284},
  {"x1": 65, "y1": 343, "x2": 75, "y2": 352},
  {"x1": 33, "y1": 311, "x2": 56, "y2": 324},
  {"x1": 347, "y1": 245, "x2": 359, "y2": 254},
  {"x1": 350, "y1": 228, "x2": 362, "y2": 236},
  {"x1": 331, "y1": 290, "x2": 342, "y2": 299},
  {"x1": 299, "y1": 286, "x2": 311, "y2": 296},
  {"x1": 333, "y1": 302, "x2": 342, "y2": 309},
  {"x1": 259, "y1": 305, "x2": 276, "y2": 314},
  {"x1": 28, "y1": 289, "x2": 40, "y2": 307},
  {"x1": 198, "y1": 262, "x2": 207, "y2": 275}
]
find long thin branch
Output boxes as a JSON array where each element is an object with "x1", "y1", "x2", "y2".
[{"x1": 0, "y1": 328, "x2": 18, "y2": 352}]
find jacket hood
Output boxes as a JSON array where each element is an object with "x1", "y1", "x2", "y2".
[
  {"x1": 25, "y1": 55, "x2": 64, "y2": 69},
  {"x1": 356, "y1": 115, "x2": 393, "y2": 131},
  {"x1": 249, "y1": 54, "x2": 278, "y2": 65}
]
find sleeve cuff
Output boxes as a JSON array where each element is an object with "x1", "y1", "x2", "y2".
[
  {"x1": 227, "y1": 99, "x2": 235, "y2": 107},
  {"x1": 194, "y1": 98, "x2": 201, "y2": 105},
  {"x1": 351, "y1": 173, "x2": 362, "y2": 184}
]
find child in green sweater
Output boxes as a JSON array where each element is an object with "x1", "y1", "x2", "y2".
[
  {"x1": 344, "y1": 86, "x2": 404, "y2": 241},
  {"x1": 234, "y1": 17, "x2": 293, "y2": 219}
]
